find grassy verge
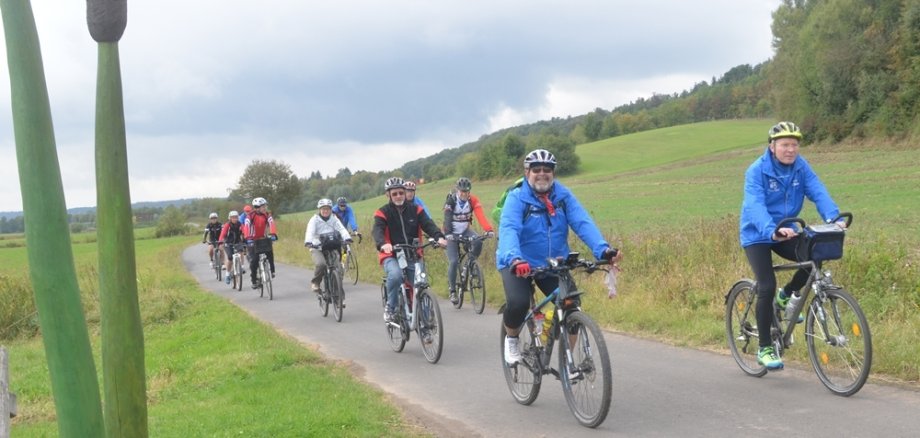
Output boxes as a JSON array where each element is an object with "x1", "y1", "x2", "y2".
[{"x1": 3, "y1": 236, "x2": 426, "y2": 436}]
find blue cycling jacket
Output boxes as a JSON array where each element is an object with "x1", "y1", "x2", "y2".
[
  {"x1": 496, "y1": 179, "x2": 609, "y2": 270},
  {"x1": 411, "y1": 195, "x2": 430, "y2": 217},
  {"x1": 332, "y1": 204, "x2": 358, "y2": 232},
  {"x1": 740, "y1": 148, "x2": 839, "y2": 247}
]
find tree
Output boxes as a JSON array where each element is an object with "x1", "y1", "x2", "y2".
[
  {"x1": 229, "y1": 160, "x2": 302, "y2": 213},
  {"x1": 155, "y1": 206, "x2": 190, "y2": 238}
]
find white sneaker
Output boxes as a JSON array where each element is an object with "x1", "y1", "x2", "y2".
[
  {"x1": 209, "y1": 261, "x2": 214, "y2": 269},
  {"x1": 504, "y1": 336, "x2": 522, "y2": 365}
]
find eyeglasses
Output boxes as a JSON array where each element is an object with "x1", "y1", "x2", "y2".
[
  {"x1": 390, "y1": 191, "x2": 406, "y2": 196},
  {"x1": 529, "y1": 166, "x2": 554, "y2": 174}
]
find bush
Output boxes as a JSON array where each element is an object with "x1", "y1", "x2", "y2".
[{"x1": 156, "y1": 206, "x2": 191, "y2": 238}]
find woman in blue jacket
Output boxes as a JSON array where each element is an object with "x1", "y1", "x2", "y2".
[
  {"x1": 740, "y1": 121, "x2": 843, "y2": 370},
  {"x1": 497, "y1": 149, "x2": 622, "y2": 365}
]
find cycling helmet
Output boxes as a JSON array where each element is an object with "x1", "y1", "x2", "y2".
[
  {"x1": 252, "y1": 197, "x2": 267, "y2": 207},
  {"x1": 384, "y1": 176, "x2": 405, "y2": 191},
  {"x1": 317, "y1": 198, "x2": 333, "y2": 209},
  {"x1": 456, "y1": 177, "x2": 472, "y2": 191},
  {"x1": 768, "y1": 121, "x2": 803, "y2": 142},
  {"x1": 228, "y1": 210, "x2": 239, "y2": 219},
  {"x1": 403, "y1": 181, "x2": 417, "y2": 191},
  {"x1": 336, "y1": 196, "x2": 347, "y2": 205},
  {"x1": 209, "y1": 212, "x2": 219, "y2": 219},
  {"x1": 523, "y1": 149, "x2": 557, "y2": 169},
  {"x1": 243, "y1": 205, "x2": 252, "y2": 213}
]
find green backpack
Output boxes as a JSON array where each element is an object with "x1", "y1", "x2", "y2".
[{"x1": 490, "y1": 177, "x2": 525, "y2": 230}]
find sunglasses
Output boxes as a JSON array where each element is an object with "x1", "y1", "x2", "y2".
[
  {"x1": 390, "y1": 190, "x2": 406, "y2": 196},
  {"x1": 529, "y1": 166, "x2": 554, "y2": 174}
]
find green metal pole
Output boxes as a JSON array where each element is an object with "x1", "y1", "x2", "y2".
[
  {"x1": 0, "y1": 1, "x2": 105, "y2": 436},
  {"x1": 89, "y1": 1, "x2": 149, "y2": 436}
]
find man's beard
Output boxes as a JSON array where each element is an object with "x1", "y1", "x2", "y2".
[
  {"x1": 532, "y1": 178, "x2": 552, "y2": 193},
  {"x1": 392, "y1": 198, "x2": 405, "y2": 206}
]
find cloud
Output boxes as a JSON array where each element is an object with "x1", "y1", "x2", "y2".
[{"x1": 0, "y1": 0, "x2": 781, "y2": 210}]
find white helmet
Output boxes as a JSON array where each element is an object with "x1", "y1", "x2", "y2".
[
  {"x1": 523, "y1": 149, "x2": 557, "y2": 169},
  {"x1": 384, "y1": 176, "x2": 405, "y2": 191},
  {"x1": 251, "y1": 197, "x2": 267, "y2": 207},
  {"x1": 317, "y1": 198, "x2": 333, "y2": 209},
  {"x1": 228, "y1": 210, "x2": 239, "y2": 219},
  {"x1": 209, "y1": 212, "x2": 219, "y2": 219}
]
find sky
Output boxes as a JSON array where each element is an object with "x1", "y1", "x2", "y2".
[{"x1": 0, "y1": 0, "x2": 782, "y2": 211}]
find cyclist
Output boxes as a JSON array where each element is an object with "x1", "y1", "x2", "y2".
[
  {"x1": 332, "y1": 197, "x2": 360, "y2": 239},
  {"x1": 239, "y1": 205, "x2": 253, "y2": 266},
  {"x1": 202, "y1": 212, "x2": 222, "y2": 268},
  {"x1": 443, "y1": 177, "x2": 495, "y2": 304},
  {"x1": 740, "y1": 121, "x2": 843, "y2": 370},
  {"x1": 244, "y1": 197, "x2": 278, "y2": 289},
  {"x1": 218, "y1": 210, "x2": 246, "y2": 284},
  {"x1": 497, "y1": 149, "x2": 622, "y2": 365},
  {"x1": 373, "y1": 176, "x2": 447, "y2": 322},
  {"x1": 305, "y1": 198, "x2": 353, "y2": 293},
  {"x1": 404, "y1": 180, "x2": 431, "y2": 216}
]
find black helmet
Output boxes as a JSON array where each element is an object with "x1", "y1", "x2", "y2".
[
  {"x1": 456, "y1": 177, "x2": 472, "y2": 191},
  {"x1": 336, "y1": 197, "x2": 347, "y2": 205}
]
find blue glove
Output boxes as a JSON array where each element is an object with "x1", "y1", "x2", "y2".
[{"x1": 270, "y1": 234, "x2": 278, "y2": 241}]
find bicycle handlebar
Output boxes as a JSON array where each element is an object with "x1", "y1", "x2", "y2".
[
  {"x1": 393, "y1": 238, "x2": 442, "y2": 251},
  {"x1": 527, "y1": 254, "x2": 611, "y2": 277},
  {"x1": 455, "y1": 234, "x2": 492, "y2": 243},
  {"x1": 775, "y1": 212, "x2": 853, "y2": 237}
]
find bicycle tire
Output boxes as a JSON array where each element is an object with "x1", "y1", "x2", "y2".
[
  {"x1": 418, "y1": 290, "x2": 443, "y2": 364},
  {"x1": 262, "y1": 257, "x2": 273, "y2": 300},
  {"x1": 558, "y1": 311, "x2": 612, "y2": 428},
  {"x1": 725, "y1": 280, "x2": 768, "y2": 377},
  {"x1": 500, "y1": 322, "x2": 541, "y2": 405},
  {"x1": 470, "y1": 261, "x2": 486, "y2": 314},
  {"x1": 453, "y1": 256, "x2": 465, "y2": 310},
  {"x1": 387, "y1": 292, "x2": 407, "y2": 353},
  {"x1": 331, "y1": 271, "x2": 344, "y2": 322},
  {"x1": 213, "y1": 250, "x2": 222, "y2": 281},
  {"x1": 234, "y1": 256, "x2": 243, "y2": 291},
  {"x1": 345, "y1": 250, "x2": 359, "y2": 285},
  {"x1": 805, "y1": 288, "x2": 872, "y2": 396},
  {"x1": 318, "y1": 275, "x2": 330, "y2": 317}
]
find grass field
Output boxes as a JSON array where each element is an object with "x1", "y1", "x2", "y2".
[
  {"x1": 3, "y1": 236, "x2": 427, "y2": 436},
  {"x1": 276, "y1": 119, "x2": 920, "y2": 384}
]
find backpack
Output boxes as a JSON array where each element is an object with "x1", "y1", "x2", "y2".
[{"x1": 490, "y1": 177, "x2": 524, "y2": 229}]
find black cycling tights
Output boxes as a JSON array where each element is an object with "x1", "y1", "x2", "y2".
[
  {"x1": 501, "y1": 268, "x2": 559, "y2": 329},
  {"x1": 744, "y1": 238, "x2": 811, "y2": 348},
  {"x1": 250, "y1": 249, "x2": 275, "y2": 284}
]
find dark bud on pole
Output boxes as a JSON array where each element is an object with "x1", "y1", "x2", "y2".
[{"x1": 87, "y1": 0, "x2": 127, "y2": 43}]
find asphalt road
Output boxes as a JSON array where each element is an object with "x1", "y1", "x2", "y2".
[{"x1": 182, "y1": 245, "x2": 920, "y2": 437}]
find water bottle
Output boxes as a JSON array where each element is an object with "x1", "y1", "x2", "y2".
[
  {"x1": 533, "y1": 311, "x2": 545, "y2": 346},
  {"x1": 785, "y1": 292, "x2": 803, "y2": 321}
]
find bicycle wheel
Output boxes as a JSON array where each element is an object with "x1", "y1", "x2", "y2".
[
  {"x1": 417, "y1": 290, "x2": 443, "y2": 364},
  {"x1": 452, "y1": 258, "x2": 465, "y2": 310},
  {"x1": 725, "y1": 280, "x2": 767, "y2": 377},
  {"x1": 262, "y1": 257, "x2": 273, "y2": 300},
  {"x1": 387, "y1": 293, "x2": 407, "y2": 353},
  {"x1": 344, "y1": 250, "x2": 359, "y2": 285},
  {"x1": 558, "y1": 311, "x2": 612, "y2": 428},
  {"x1": 331, "y1": 272, "x2": 344, "y2": 322},
  {"x1": 214, "y1": 250, "x2": 222, "y2": 281},
  {"x1": 469, "y1": 261, "x2": 486, "y2": 314},
  {"x1": 805, "y1": 288, "x2": 872, "y2": 396},
  {"x1": 234, "y1": 256, "x2": 243, "y2": 291},
  {"x1": 318, "y1": 276, "x2": 330, "y2": 317},
  {"x1": 500, "y1": 322, "x2": 542, "y2": 405}
]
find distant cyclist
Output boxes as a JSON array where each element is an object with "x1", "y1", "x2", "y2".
[
  {"x1": 202, "y1": 212, "x2": 222, "y2": 268},
  {"x1": 740, "y1": 121, "x2": 844, "y2": 371},
  {"x1": 218, "y1": 210, "x2": 246, "y2": 284},
  {"x1": 497, "y1": 149, "x2": 622, "y2": 365},
  {"x1": 305, "y1": 198, "x2": 352, "y2": 293},
  {"x1": 244, "y1": 197, "x2": 278, "y2": 289},
  {"x1": 333, "y1": 197, "x2": 361, "y2": 239},
  {"x1": 404, "y1": 180, "x2": 431, "y2": 216},
  {"x1": 443, "y1": 177, "x2": 494, "y2": 304},
  {"x1": 373, "y1": 177, "x2": 447, "y2": 322}
]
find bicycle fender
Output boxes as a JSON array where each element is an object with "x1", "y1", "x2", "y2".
[{"x1": 725, "y1": 278, "x2": 755, "y2": 304}]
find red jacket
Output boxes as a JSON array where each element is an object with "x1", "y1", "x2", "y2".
[
  {"x1": 372, "y1": 202, "x2": 444, "y2": 264},
  {"x1": 244, "y1": 212, "x2": 276, "y2": 240}
]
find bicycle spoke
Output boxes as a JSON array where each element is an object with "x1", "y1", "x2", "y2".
[
  {"x1": 805, "y1": 289, "x2": 872, "y2": 396},
  {"x1": 725, "y1": 280, "x2": 767, "y2": 377}
]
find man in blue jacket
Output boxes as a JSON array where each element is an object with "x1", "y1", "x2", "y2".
[
  {"x1": 740, "y1": 121, "x2": 844, "y2": 370},
  {"x1": 497, "y1": 149, "x2": 622, "y2": 365},
  {"x1": 333, "y1": 197, "x2": 360, "y2": 238}
]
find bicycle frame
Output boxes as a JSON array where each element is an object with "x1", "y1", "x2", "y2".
[
  {"x1": 395, "y1": 254, "x2": 430, "y2": 331},
  {"x1": 768, "y1": 259, "x2": 839, "y2": 350}
]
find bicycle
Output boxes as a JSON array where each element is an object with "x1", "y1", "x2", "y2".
[
  {"x1": 251, "y1": 238, "x2": 274, "y2": 300},
  {"x1": 725, "y1": 212, "x2": 872, "y2": 396},
  {"x1": 380, "y1": 239, "x2": 444, "y2": 364},
  {"x1": 228, "y1": 243, "x2": 247, "y2": 291},
  {"x1": 342, "y1": 232, "x2": 361, "y2": 285},
  {"x1": 451, "y1": 234, "x2": 491, "y2": 314},
  {"x1": 312, "y1": 235, "x2": 346, "y2": 322},
  {"x1": 499, "y1": 253, "x2": 613, "y2": 428}
]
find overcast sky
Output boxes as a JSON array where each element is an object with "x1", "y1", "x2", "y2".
[{"x1": 0, "y1": 0, "x2": 781, "y2": 211}]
